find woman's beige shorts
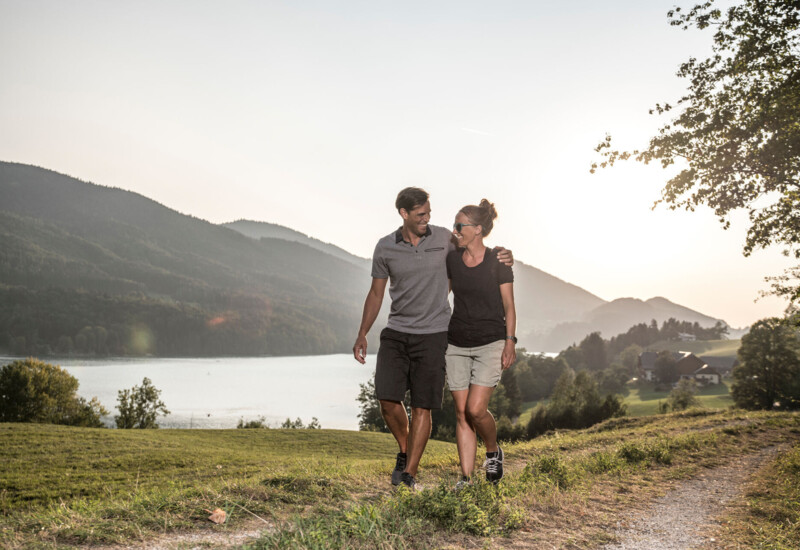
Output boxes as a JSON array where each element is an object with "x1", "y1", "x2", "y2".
[{"x1": 445, "y1": 340, "x2": 505, "y2": 391}]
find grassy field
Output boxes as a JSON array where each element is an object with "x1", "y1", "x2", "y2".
[
  {"x1": 517, "y1": 379, "x2": 735, "y2": 422},
  {"x1": 642, "y1": 338, "x2": 740, "y2": 357},
  {"x1": 3, "y1": 410, "x2": 799, "y2": 549},
  {"x1": 517, "y1": 399, "x2": 542, "y2": 427},
  {"x1": 623, "y1": 380, "x2": 735, "y2": 416}
]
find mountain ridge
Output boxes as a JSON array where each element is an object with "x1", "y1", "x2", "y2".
[{"x1": 0, "y1": 161, "x2": 730, "y2": 356}]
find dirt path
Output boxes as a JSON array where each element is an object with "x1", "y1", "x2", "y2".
[
  {"x1": 601, "y1": 446, "x2": 782, "y2": 550},
  {"x1": 95, "y1": 518, "x2": 269, "y2": 550}
]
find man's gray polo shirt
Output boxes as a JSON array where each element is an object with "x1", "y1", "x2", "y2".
[{"x1": 371, "y1": 225, "x2": 454, "y2": 334}]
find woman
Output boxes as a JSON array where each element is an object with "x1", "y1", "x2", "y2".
[{"x1": 446, "y1": 199, "x2": 516, "y2": 487}]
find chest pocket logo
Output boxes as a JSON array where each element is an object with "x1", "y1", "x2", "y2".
[{"x1": 424, "y1": 247, "x2": 445, "y2": 252}]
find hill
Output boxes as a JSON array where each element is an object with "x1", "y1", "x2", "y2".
[
  {"x1": 2, "y1": 410, "x2": 798, "y2": 548},
  {"x1": 224, "y1": 222, "x2": 611, "y2": 349},
  {"x1": 0, "y1": 162, "x2": 368, "y2": 356},
  {"x1": 223, "y1": 219, "x2": 370, "y2": 268},
  {"x1": 512, "y1": 260, "x2": 607, "y2": 346},
  {"x1": 643, "y1": 338, "x2": 740, "y2": 358},
  {"x1": 541, "y1": 296, "x2": 728, "y2": 351},
  {"x1": 0, "y1": 161, "x2": 730, "y2": 356}
]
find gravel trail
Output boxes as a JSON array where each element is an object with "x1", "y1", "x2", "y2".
[{"x1": 602, "y1": 446, "x2": 781, "y2": 550}]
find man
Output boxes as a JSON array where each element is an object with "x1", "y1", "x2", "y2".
[{"x1": 353, "y1": 187, "x2": 511, "y2": 488}]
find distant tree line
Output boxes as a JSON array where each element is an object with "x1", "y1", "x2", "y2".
[
  {"x1": 0, "y1": 286, "x2": 351, "y2": 357},
  {"x1": 605, "y1": 318, "x2": 728, "y2": 358},
  {"x1": 355, "y1": 316, "x2": 765, "y2": 441}
]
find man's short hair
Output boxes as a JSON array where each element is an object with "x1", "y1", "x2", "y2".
[{"x1": 395, "y1": 187, "x2": 429, "y2": 213}]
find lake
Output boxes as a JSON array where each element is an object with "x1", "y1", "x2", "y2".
[{"x1": 0, "y1": 354, "x2": 376, "y2": 430}]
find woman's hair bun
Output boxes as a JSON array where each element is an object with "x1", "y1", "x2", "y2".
[{"x1": 479, "y1": 199, "x2": 497, "y2": 221}]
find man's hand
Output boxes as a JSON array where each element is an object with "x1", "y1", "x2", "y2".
[
  {"x1": 354, "y1": 278, "x2": 387, "y2": 364},
  {"x1": 501, "y1": 340, "x2": 516, "y2": 369},
  {"x1": 495, "y1": 246, "x2": 514, "y2": 266},
  {"x1": 353, "y1": 334, "x2": 368, "y2": 364}
]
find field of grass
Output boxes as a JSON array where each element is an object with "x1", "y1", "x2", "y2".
[
  {"x1": 516, "y1": 399, "x2": 542, "y2": 426},
  {"x1": 623, "y1": 380, "x2": 735, "y2": 416},
  {"x1": 516, "y1": 380, "x2": 734, "y2": 422},
  {"x1": 3, "y1": 410, "x2": 799, "y2": 549},
  {"x1": 0, "y1": 424, "x2": 457, "y2": 547},
  {"x1": 719, "y1": 441, "x2": 800, "y2": 548},
  {"x1": 643, "y1": 338, "x2": 740, "y2": 357}
]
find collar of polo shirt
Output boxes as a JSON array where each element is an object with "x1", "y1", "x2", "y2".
[{"x1": 394, "y1": 225, "x2": 432, "y2": 244}]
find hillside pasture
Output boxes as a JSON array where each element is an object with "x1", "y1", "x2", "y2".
[
  {"x1": 624, "y1": 380, "x2": 734, "y2": 416},
  {"x1": 643, "y1": 338, "x2": 740, "y2": 358},
  {"x1": 2, "y1": 410, "x2": 798, "y2": 549}
]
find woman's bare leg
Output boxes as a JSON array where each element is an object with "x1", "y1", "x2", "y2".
[
  {"x1": 465, "y1": 385, "x2": 498, "y2": 453},
  {"x1": 451, "y1": 389, "x2": 477, "y2": 478}
]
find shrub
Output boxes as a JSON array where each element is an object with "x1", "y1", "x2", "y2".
[
  {"x1": 392, "y1": 480, "x2": 523, "y2": 535},
  {"x1": 526, "y1": 371, "x2": 627, "y2": 438},
  {"x1": 585, "y1": 451, "x2": 623, "y2": 474},
  {"x1": 617, "y1": 441, "x2": 649, "y2": 463},
  {"x1": 617, "y1": 439, "x2": 672, "y2": 465},
  {"x1": 0, "y1": 358, "x2": 107, "y2": 426},
  {"x1": 668, "y1": 378, "x2": 700, "y2": 411},
  {"x1": 496, "y1": 415, "x2": 526, "y2": 442},
  {"x1": 280, "y1": 416, "x2": 322, "y2": 429},
  {"x1": 115, "y1": 377, "x2": 170, "y2": 429},
  {"x1": 237, "y1": 416, "x2": 268, "y2": 429},
  {"x1": 522, "y1": 454, "x2": 573, "y2": 489}
]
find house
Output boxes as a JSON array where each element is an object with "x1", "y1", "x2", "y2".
[
  {"x1": 676, "y1": 352, "x2": 706, "y2": 378},
  {"x1": 638, "y1": 351, "x2": 659, "y2": 381},
  {"x1": 638, "y1": 351, "x2": 721, "y2": 385},
  {"x1": 692, "y1": 364, "x2": 722, "y2": 385},
  {"x1": 699, "y1": 356, "x2": 738, "y2": 378},
  {"x1": 678, "y1": 332, "x2": 696, "y2": 342}
]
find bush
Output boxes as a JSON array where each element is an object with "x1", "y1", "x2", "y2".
[
  {"x1": 237, "y1": 416, "x2": 269, "y2": 429},
  {"x1": 280, "y1": 416, "x2": 321, "y2": 429},
  {"x1": 617, "y1": 439, "x2": 673, "y2": 465},
  {"x1": 522, "y1": 454, "x2": 573, "y2": 489},
  {"x1": 115, "y1": 377, "x2": 170, "y2": 429},
  {"x1": 668, "y1": 378, "x2": 700, "y2": 411},
  {"x1": 526, "y1": 371, "x2": 627, "y2": 438},
  {"x1": 495, "y1": 415, "x2": 526, "y2": 442},
  {"x1": 0, "y1": 358, "x2": 107, "y2": 426}
]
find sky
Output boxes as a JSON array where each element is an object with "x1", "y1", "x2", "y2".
[{"x1": 1, "y1": 0, "x2": 795, "y2": 328}]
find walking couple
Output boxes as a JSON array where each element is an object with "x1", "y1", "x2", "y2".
[{"x1": 353, "y1": 187, "x2": 517, "y2": 489}]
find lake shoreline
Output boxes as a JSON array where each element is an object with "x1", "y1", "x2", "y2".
[{"x1": 2, "y1": 354, "x2": 376, "y2": 431}]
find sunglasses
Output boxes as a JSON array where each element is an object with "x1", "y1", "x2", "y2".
[{"x1": 453, "y1": 223, "x2": 478, "y2": 232}]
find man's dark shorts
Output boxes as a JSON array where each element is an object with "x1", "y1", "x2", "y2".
[{"x1": 375, "y1": 328, "x2": 448, "y2": 410}]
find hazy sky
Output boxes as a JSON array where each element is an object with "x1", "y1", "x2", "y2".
[{"x1": 1, "y1": 0, "x2": 794, "y2": 328}]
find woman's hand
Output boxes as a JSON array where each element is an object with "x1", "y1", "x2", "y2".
[{"x1": 501, "y1": 339, "x2": 516, "y2": 370}]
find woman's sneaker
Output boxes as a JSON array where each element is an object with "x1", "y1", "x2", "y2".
[
  {"x1": 391, "y1": 452, "x2": 407, "y2": 486},
  {"x1": 483, "y1": 447, "x2": 504, "y2": 483},
  {"x1": 454, "y1": 475, "x2": 472, "y2": 491}
]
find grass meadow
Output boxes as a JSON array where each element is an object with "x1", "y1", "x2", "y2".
[
  {"x1": 623, "y1": 380, "x2": 735, "y2": 416},
  {"x1": 643, "y1": 338, "x2": 741, "y2": 357},
  {"x1": 519, "y1": 379, "x2": 735, "y2": 422},
  {"x1": 2, "y1": 409, "x2": 799, "y2": 549}
]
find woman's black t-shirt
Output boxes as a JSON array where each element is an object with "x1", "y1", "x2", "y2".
[{"x1": 446, "y1": 247, "x2": 514, "y2": 347}]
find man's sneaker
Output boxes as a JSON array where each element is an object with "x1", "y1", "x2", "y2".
[
  {"x1": 391, "y1": 452, "x2": 407, "y2": 486},
  {"x1": 454, "y1": 475, "x2": 471, "y2": 491},
  {"x1": 399, "y1": 472, "x2": 416, "y2": 489},
  {"x1": 483, "y1": 447, "x2": 504, "y2": 483}
]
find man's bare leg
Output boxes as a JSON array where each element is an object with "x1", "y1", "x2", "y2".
[
  {"x1": 380, "y1": 400, "x2": 409, "y2": 453},
  {"x1": 404, "y1": 407, "x2": 432, "y2": 477}
]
